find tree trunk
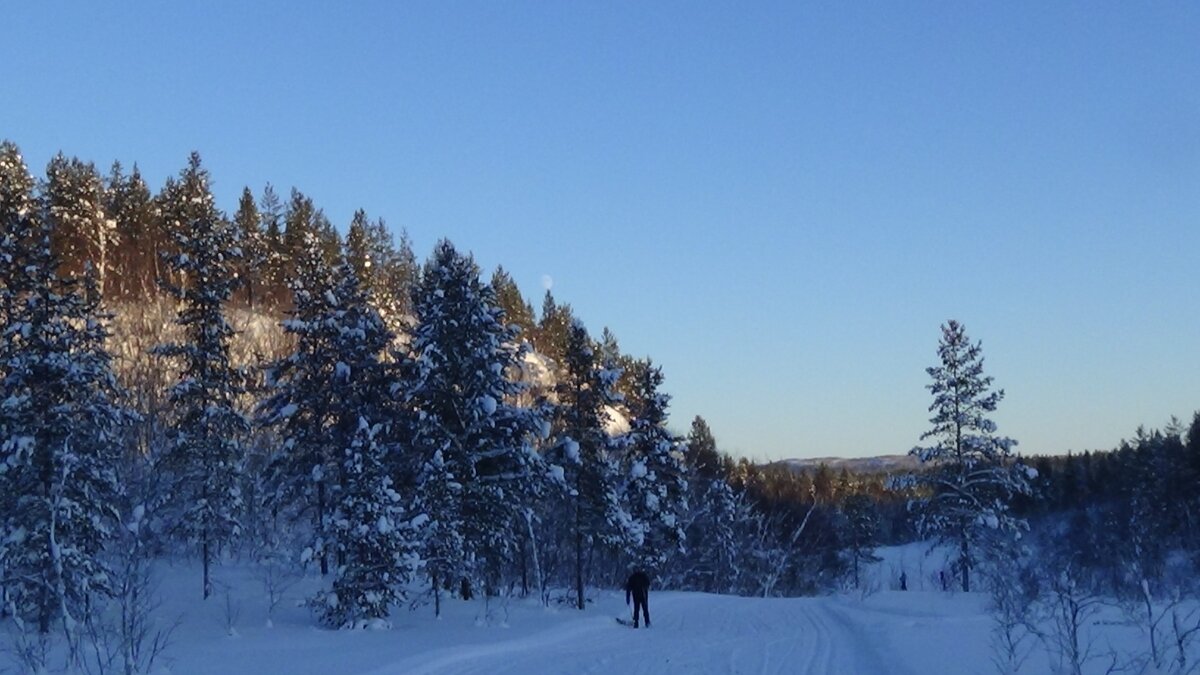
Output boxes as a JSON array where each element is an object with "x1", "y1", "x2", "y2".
[
  {"x1": 203, "y1": 537, "x2": 211, "y2": 599},
  {"x1": 318, "y1": 481, "x2": 328, "y2": 576},
  {"x1": 574, "y1": 529, "x2": 584, "y2": 610},
  {"x1": 960, "y1": 532, "x2": 970, "y2": 593}
]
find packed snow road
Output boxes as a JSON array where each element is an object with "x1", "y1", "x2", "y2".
[{"x1": 369, "y1": 593, "x2": 899, "y2": 675}]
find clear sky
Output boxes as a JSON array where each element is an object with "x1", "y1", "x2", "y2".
[{"x1": 3, "y1": 2, "x2": 1198, "y2": 461}]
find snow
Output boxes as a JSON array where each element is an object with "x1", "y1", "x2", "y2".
[
  {"x1": 1, "y1": 550, "x2": 1190, "y2": 674},
  {"x1": 478, "y1": 394, "x2": 497, "y2": 416},
  {"x1": 562, "y1": 439, "x2": 580, "y2": 464}
]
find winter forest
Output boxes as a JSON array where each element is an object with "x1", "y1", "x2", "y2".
[{"x1": 3, "y1": 140, "x2": 1200, "y2": 674}]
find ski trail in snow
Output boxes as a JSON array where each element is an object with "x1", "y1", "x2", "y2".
[{"x1": 363, "y1": 594, "x2": 891, "y2": 675}]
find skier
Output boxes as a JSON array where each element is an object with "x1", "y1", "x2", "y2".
[{"x1": 625, "y1": 570, "x2": 651, "y2": 628}]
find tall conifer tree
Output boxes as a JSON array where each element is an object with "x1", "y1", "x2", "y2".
[
  {"x1": 909, "y1": 320, "x2": 1031, "y2": 592},
  {"x1": 154, "y1": 153, "x2": 248, "y2": 599}
]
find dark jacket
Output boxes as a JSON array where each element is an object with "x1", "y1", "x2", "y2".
[{"x1": 625, "y1": 571, "x2": 650, "y2": 603}]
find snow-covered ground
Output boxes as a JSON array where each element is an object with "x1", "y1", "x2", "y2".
[{"x1": 4, "y1": 545, "x2": 1194, "y2": 674}]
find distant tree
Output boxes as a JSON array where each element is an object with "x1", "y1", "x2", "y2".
[
  {"x1": 908, "y1": 320, "x2": 1032, "y2": 593},
  {"x1": 685, "y1": 416, "x2": 722, "y2": 480},
  {"x1": 379, "y1": 226, "x2": 418, "y2": 326},
  {"x1": 104, "y1": 162, "x2": 158, "y2": 299},
  {"x1": 0, "y1": 140, "x2": 35, "y2": 329},
  {"x1": 839, "y1": 493, "x2": 881, "y2": 589},
  {"x1": 154, "y1": 153, "x2": 248, "y2": 599},
  {"x1": 535, "y1": 291, "x2": 573, "y2": 365},
  {"x1": 491, "y1": 266, "x2": 536, "y2": 338},
  {"x1": 233, "y1": 186, "x2": 267, "y2": 309},
  {"x1": 259, "y1": 183, "x2": 287, "y2": 306},
  {"x1": 44, "y1": 154, "x2": 115, "y2": 295}
]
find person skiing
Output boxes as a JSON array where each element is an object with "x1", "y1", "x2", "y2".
[{"x1": 625, "y1": 570, "x2": 651, "y2": 628}]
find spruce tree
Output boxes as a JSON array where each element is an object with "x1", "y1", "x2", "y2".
[
  {"x1": 154, "y1": 153, "x2": 248, "y2": 599},
  {"x1": 908, "y1": 320, "x2": 1031, "y2": 592}
]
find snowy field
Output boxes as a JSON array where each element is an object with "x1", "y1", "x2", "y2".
[{"x1": 3, "y1": 544, "x2": 1194, "y2": 674}]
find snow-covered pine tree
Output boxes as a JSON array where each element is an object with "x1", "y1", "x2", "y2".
[
  {"x1": 621, "y1": 361, "x2": 688, "y2": 572},
  {"x1": 549, "y1": 318, "x2": 628, "y2": 610},
  {"x1": 259, "y1": 230, "x2": 340, "y2": 576},
  {"x1": 404, "y1": 240, "x2": 547, "y2": 603},
  {"x1": 0, "y1": 182, "x2": 128, "y2": 636},
  {"x1": 908, "y1": 319, "x2": 1032, "y2": 592},
  {"x1": 311, "y1": 264, "x2": 418, "y2": 628},
  {"x1": 154, "y1": 153, "x2": 249, "y2": 600}
]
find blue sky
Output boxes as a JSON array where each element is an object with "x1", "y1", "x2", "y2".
[{"x1": 4, "y1": 2, "x2": 1198, "y2": 460}]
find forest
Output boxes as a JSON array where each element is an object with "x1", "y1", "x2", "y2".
[{"x1": 2, "y1": 140, "x2": 1199, "y2": 673}]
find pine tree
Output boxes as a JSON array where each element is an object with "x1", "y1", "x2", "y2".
[
  {"x1": 908, "y1": 320, "x2": 1032, "y2": 593},
  {"x1": 549, "y1": 319, "x2": 627, "y2": 610},
  {"x1": 535, "y1": 291, "x2": 573, "y2": 366},
  {"x1": 491, "y1": 266, "x2": 536, "y2": 338},
  {"x1": 404, "y1": 240, "x2": 547, "y2": 605},
  {"x1": 344, "y1": 210, "x2": 373, "y2": 295},
  {"x1": 685, "y1": 416, "x2": 722, "y2": 480},
  {"x1": 233, "y1": 186, "x2": 267, "y2": 309},
  {"x1": 379, "y1": 226, "x2": 418, "y2": 328},
  {"x1": 44, "y1": 155, "x2": 115, "y2": 296},
  {"x1": 104, "y1": 162, "x2": 157, "y2": 300},
  {"x1": 0, "y1": 177, "x2": 128, "y2": 635},
  {"x1": 259, "y1": 183, "x2": 287, "y2": 307},
  {"x1": 153, "y1": 153, "x2": 248, "y2": 599},
  {"x1": 621, "y1": 362, "x2": 688, "y2": 571}
]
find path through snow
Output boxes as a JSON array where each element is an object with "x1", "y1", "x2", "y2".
[{"x1": 369, "y1": 593, "x2": 901, "y2": 675}]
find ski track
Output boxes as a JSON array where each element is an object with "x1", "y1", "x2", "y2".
[{"x1": 366, "y1": 594, "x2": 889, "y2": 675}]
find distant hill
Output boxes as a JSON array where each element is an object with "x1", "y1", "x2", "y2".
[{"x1": 769, "y1": 454, "x2": 919, "y2": 474}]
